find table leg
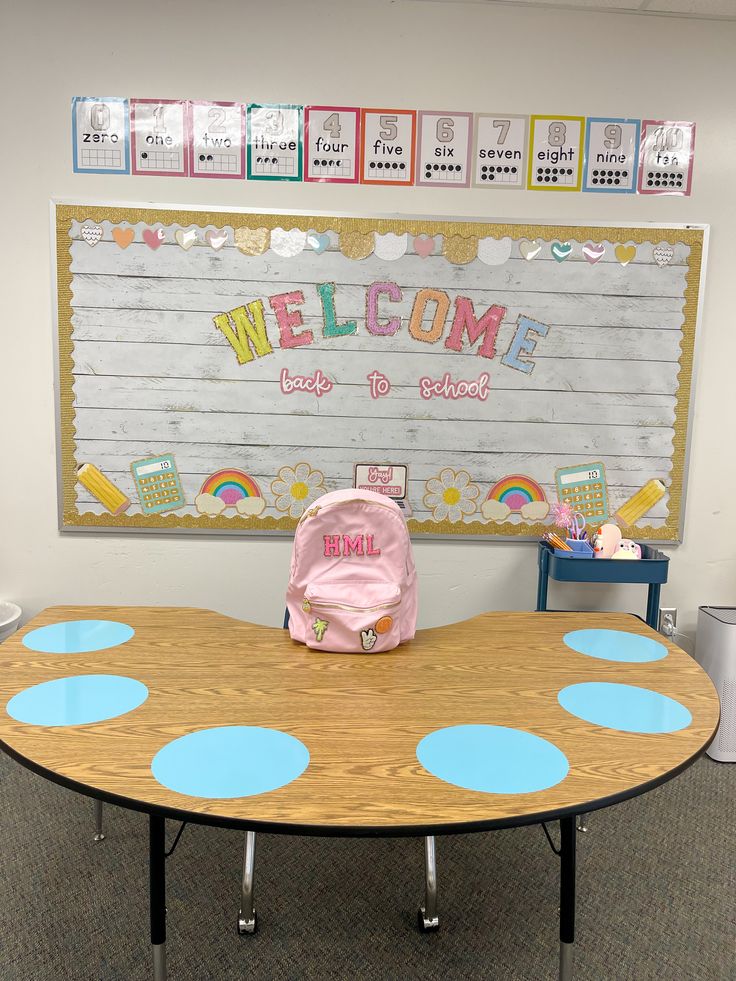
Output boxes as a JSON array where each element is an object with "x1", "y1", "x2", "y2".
[
  {"x1": 418, "y1": 835, "x2": 439, "y2": 931},
  {"x1": 93, "y1": 799, "x2": 105, "y2": 842},
  {"x1": 238, "y1": 830, "x2": 257, "y2": 934},
  {"x1": 149, "y1": 813, "x2": 167, "y2": 981},
  {"x1": 559, "y1": 815, "x2": 576, "y2": 981}
]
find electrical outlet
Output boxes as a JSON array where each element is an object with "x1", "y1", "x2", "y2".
[{"x1": 658, "y1": 607, "x2": 678, "y2": 635}]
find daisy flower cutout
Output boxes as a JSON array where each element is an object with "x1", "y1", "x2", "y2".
[
  {"x1": 423, "y1": 468, "x2": 480, "y2": 523},
  {"x1": 271, "y1": 463, "x2": 326, "y2": 518}
]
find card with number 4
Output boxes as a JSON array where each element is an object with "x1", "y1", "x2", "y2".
[{"x1": 305, "y1": 106, "x2": 360, "y2": 183}]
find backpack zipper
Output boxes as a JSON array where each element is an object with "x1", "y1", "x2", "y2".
[
  {"x1": 307, "y1": 597, "x2": 401, "y2": 615},
  {"x1": 300, "y1": 497, "x2": 399, "y2": 523}
]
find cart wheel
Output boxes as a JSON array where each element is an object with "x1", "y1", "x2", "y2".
[
  {"x1": 237, "y1": 910, "x2": 257, "y2": 935},
  {"x1": 417, "y1": 906, "x2": 439, "y2": 932}
]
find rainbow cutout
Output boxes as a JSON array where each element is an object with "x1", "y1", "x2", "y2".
[
  {"x1": 486, "y1": 474, "x2": 546, "y2": 513},
  {"x1": 199, "y1": 469, "x2": 262, "y2": 507}
]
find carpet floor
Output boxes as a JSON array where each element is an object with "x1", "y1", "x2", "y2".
[{"x1": 1, "y1": 751, "x2": 734, "y2": 981}]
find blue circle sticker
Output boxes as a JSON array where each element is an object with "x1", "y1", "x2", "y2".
[
  {"x1": 22, "y1": 620, "x2": 135, "y2": 654},
  {"x1": 6, "y1": 674, "x2": 148, "y2": 726},
  {"x1": 416, "y1": 724, "x2": 569, "y2": 795},
  {"x1": 558, "y1": 682, "x2": 691, "y2": 734},
  {"x1": 151, "y1": 726, "x2": 310, "y2": 799},
  {"x1": 563, "y1": 629, "x2": 667, "y2": 663}
]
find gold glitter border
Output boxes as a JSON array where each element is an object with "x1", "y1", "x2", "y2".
[{"x1": 56, "y1": 204, "x2": 704, "y2": 541}]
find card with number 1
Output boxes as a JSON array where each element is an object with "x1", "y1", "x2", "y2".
[
  {"x1": 131, "y1": 99, "x2": 189, "y2": 177},
  {"x1": 304, "y1": 106, "x2": 360, "y2": 183}
]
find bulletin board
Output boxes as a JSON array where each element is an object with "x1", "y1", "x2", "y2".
[{"x1": 53, "y1": 202, "x2": 707, "y2": 542}]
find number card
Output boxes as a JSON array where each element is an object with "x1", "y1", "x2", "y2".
[
  {"x1": 637, "y1": 120, "x2": 695, "y2": 196},
  {"x1": 72, "y1": 97, "x2": 130, "y2": 174},
  {"x1": 361, "y1": 109, "x2": 416, "y2": 185},
  {"x1": 528, "y1": 116, "x2": 584, "y2": 191},
  {"x1": 472, "y1": 114, "x2": 527, "y2": 189},
  {"x1": 583, "y1": 118, "x2": 640, "y2": 193},
  {"x1": 247, "y1": 104, "x2": 303, "y2": 181},
  {"x1": 417, "y1": 112, "x2": 472, "y2": 188},
  {"x1": 131, "y1": 99, "x2": 188, "y2": 177},
  {"x1": 188, "y1": 101, "x2": 245, "y2": 179},
  {"x1": 304, "y1": 106, "x2": 360, "y2": 183}
]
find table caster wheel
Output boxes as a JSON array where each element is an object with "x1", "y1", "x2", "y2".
[
  {"x1": 238, "y1": 910, "x2": 257, "y2": 935},
  {"x1": 93, "y1": 832, "x2": 106, "y2": 843},
  {"x1": 418, "y1": 906, "x2": 439, "y2": 932}
]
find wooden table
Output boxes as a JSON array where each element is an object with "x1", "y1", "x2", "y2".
[{"x1": 0, "y1": 606, "x2": 719, "y2": 980}]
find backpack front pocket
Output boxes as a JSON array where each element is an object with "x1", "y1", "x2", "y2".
[{"x1": 302, "y1": 580, "x2": 401, "y2": 653}]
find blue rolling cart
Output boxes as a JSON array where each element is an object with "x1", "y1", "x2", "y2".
[{"x1": 536, "y1": 542, "x2": 670, "y2": 630}]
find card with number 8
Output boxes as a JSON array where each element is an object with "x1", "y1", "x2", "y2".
[{"x1": 528, "y1": 115, "x2": 584, "y2": 191}]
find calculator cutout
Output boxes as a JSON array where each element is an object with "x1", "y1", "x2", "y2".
[
  {"x1": 131, "y1": 454, "x2": 186, "y2": 514},
  {"x1": 555, "y1": 462, "x2": 609, "y2": 522}
]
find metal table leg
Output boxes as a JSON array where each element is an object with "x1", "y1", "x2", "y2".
[
  {"x1": 93, "y1": 799, "x2": 105, "y2": 842},
  {"x1": 149, "y1": 814, "x2": 167, "y2": 981},
  {"x1": 418, "y1": 835, "x2": 439, "y2": 931},
  {"x1": 559, "y1": 816, "x2": 576, "y2": 981},
  {"x1": 238, "y1": 830, "x2": 257, "y2": 934}
]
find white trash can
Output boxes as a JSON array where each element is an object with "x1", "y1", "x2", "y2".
[{"x1": 0, "y1": 602, "x2": 22, "y2": 643}]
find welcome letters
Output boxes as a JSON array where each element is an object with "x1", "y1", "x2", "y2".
[{"x1": 213, "y1": 283, "x2": 550, "y2": 376}]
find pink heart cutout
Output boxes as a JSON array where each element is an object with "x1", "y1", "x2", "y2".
[
  {"x1": 583, "y1": 242, "x2": 605, "y2": 264},
  {"x1": 143, "y1": 228, "x2": 164, "y2": 250},
  {"x1": 205, "y1": 229, "x2": 228, "y2": 251},
  {"x1": 414, "y1": 236, "x2": 435, "y2": 259}
]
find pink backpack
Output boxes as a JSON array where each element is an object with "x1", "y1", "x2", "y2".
[{"x1": 286, "y1": 488, "x2": 417, "y2": 653}]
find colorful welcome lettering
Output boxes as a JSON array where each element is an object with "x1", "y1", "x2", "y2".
[{"x1": 214, "y1": 284, "x2": 549, "y2": 372}]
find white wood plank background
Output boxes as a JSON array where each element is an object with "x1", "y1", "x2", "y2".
[{"x1": 62, "y1": 216, "x2": 696, "y2": 535}]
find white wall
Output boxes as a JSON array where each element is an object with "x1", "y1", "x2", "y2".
[{"x1": 1, "y1": 0, "x2": 734, "y2": 644}]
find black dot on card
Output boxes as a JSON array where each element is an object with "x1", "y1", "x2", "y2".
[
  {"x1": 433, "y1": 164, "x2": 439, "y2": 171},
  {"x1": 592, "y1": 178, "x2": 598, "y2": 184},
  {"x1": 592, "y1": 169, "x2": 598, "y2": 176},
  {"x1": 623, "y1": 170, "x2": 628, "y2": 177},
  {"x1": 537, "y1": 167, "x2": 543, "y2": 175},
  {"x1": 647, "y1": 179, "x2": 653, "y2": 186},
  {"x1": 655, "y1": 180, "x2": 661, "y2": 186},
  {"x1": 399, "y1": 163, "x2": 405, "y2": 170},
  {"x1": 614, "y1": 178, "x2": 620, "y2": 185},
  {"x1": 489, "y1": 172, "x2": 495, "y2": 180},
  {"x1": 481, "y1": 166, "x2": 487, "y2": 173},
  {"x1": 321, "y1": 159, "x2": 327, "y2": 166},
  {"x1": 607, "y1": 178, "x2": 613, "y2": 184},
  {"x1": 369, "y1": 161, "x2": 375, "y2": 168},
  {"x1": 545, "y1": 168, "x2": 550, "y2": 174},
  {"x1": 552, "y1": 175, "x2": 558, "y2": 183},
  {"x1": 648, "y1": 171, "x2": 654, "y2": 178},
  {"x1": 199, "y1": 154, "x2": 205, "y2": 161},
  {"x1": 503, "y1": 166, "x2": 509, "y2": 173},
  {"x1": 615, "y1": 171, "x2": 620, "y2": 177},
  {"x1": 141, "y1": 152, "x2": 148, "y2": 159},
  {"x1": 313, "y1": 159, "x2": 319, "y2": 166},
  {"x1": 377, "y1": 162, "x2": 383, "y2": 168},
  {"x1": 440, "y1": 164, "x2": 446, "y2": 171},
  {"x1": 511, "y1": 166, "x2": 517, "y2": 173},
  {"x1": 567, "y1": 169, "x2": 573, "y2": 175},
  {"x1": 272, "y1": 157, "x2": 278, "y2": 164}
]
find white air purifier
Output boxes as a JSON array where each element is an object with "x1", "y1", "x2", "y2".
[{"x1": 695, "y1": 607, "x2": 736, "y2": 762}]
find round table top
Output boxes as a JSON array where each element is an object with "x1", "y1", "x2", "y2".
[{"x1": 0, "y1": 606, "x2": 719, "y2": 836}]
